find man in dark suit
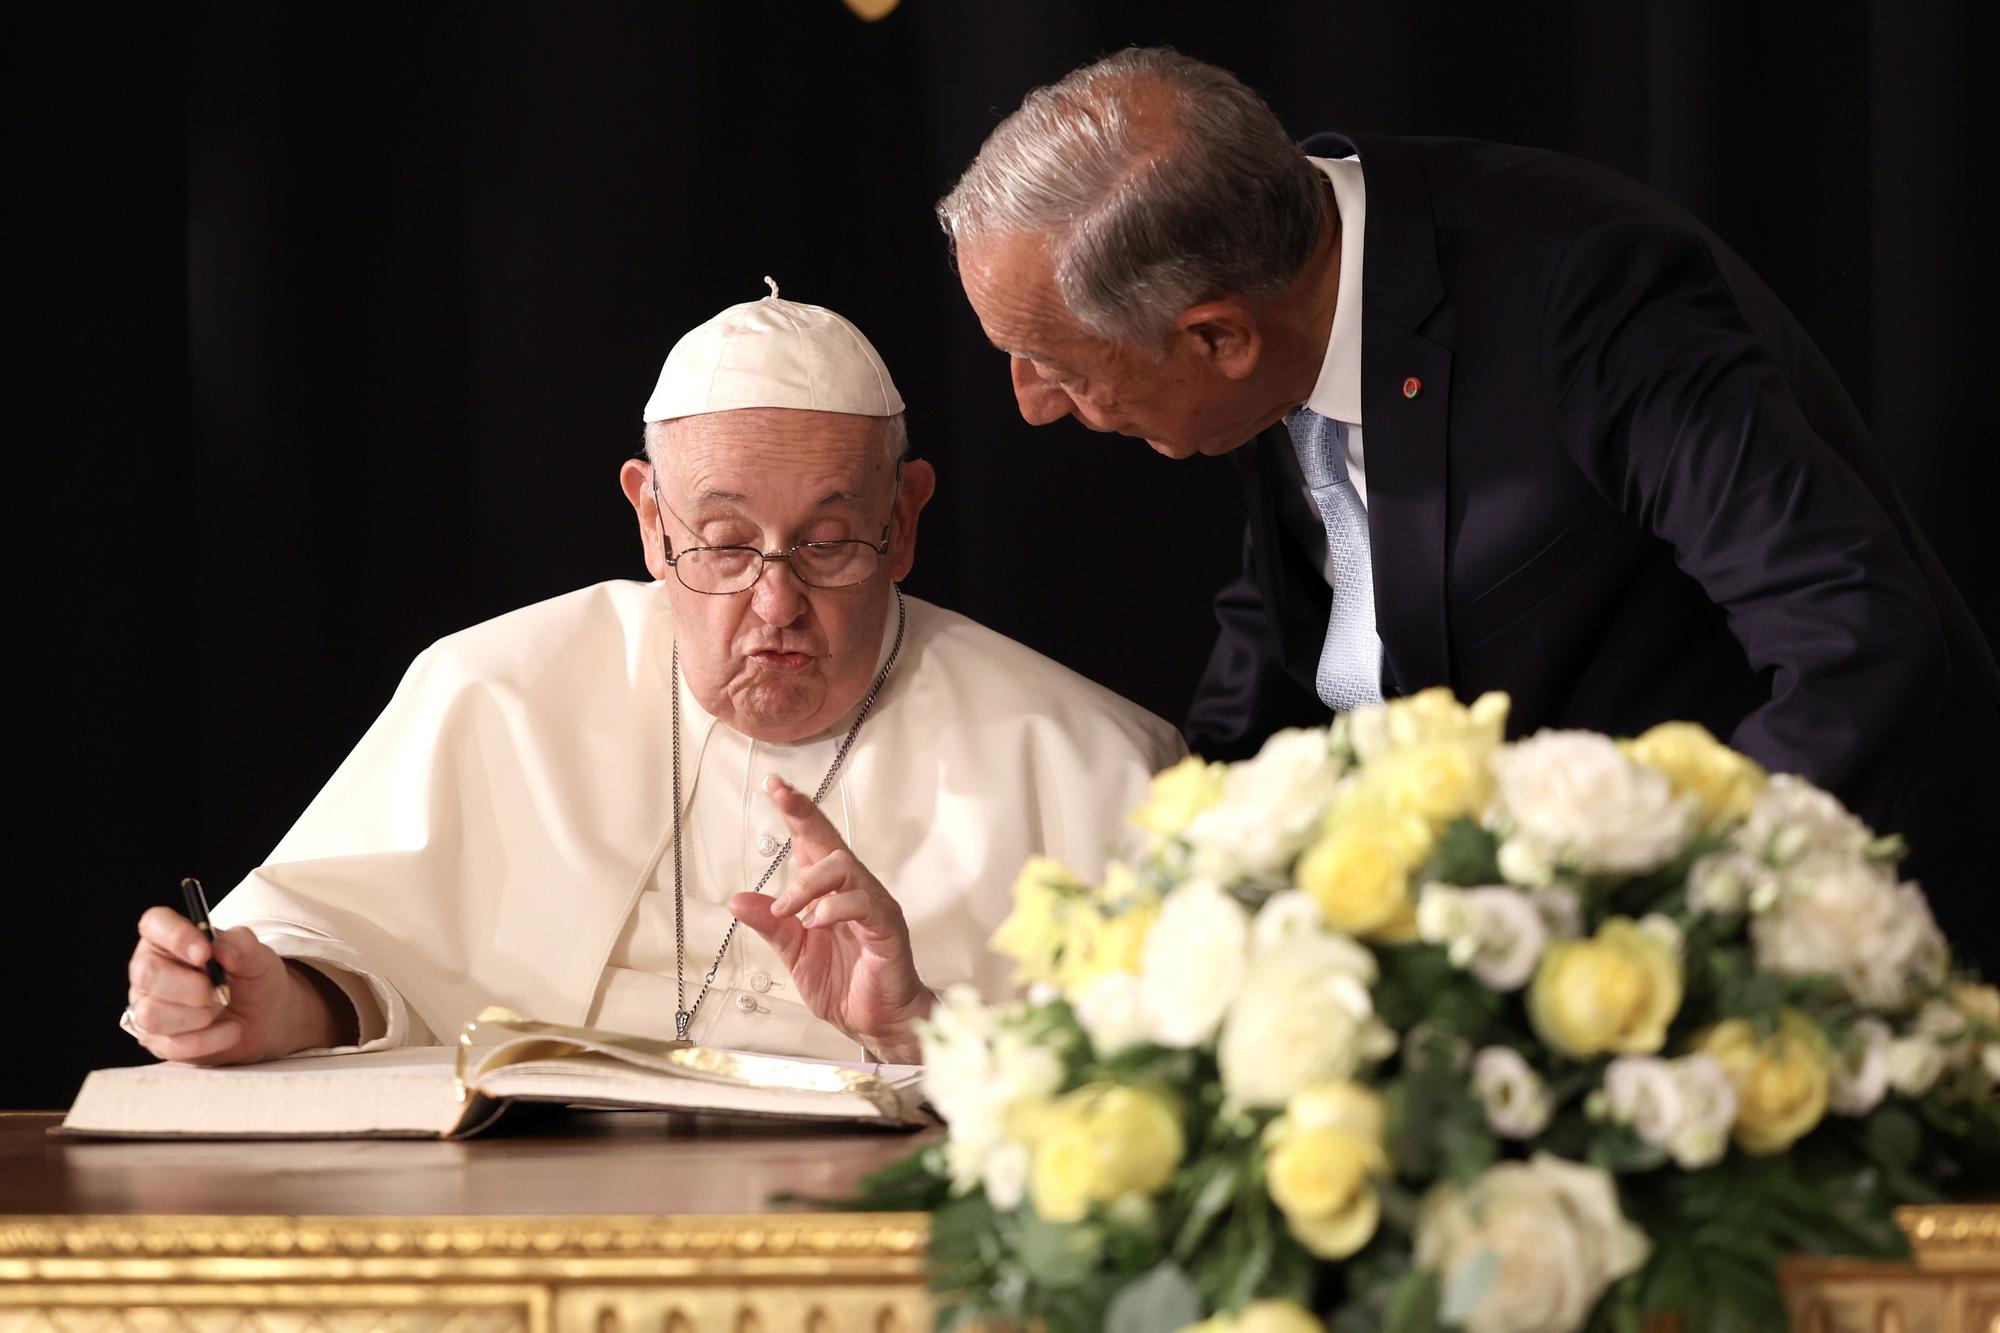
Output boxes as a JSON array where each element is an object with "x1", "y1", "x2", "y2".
[{"x1": 939, "y1": 48, "x2": 1999, "y2": 964}]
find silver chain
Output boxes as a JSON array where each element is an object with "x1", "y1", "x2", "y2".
[{"x1": 670, "y1": 586, "x2": 907, "y2": 1043}]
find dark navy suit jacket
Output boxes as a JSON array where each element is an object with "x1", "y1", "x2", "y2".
[{"x1": 1187, "y1": 132, "x2": 2000, "y2": 965}]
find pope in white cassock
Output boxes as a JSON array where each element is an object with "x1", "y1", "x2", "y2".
[{"x1": 123, "y1": 283, "x2": 1186, "y2": 1067}]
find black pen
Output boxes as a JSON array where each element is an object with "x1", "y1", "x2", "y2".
[{"x1": 179, "y1": 875, "x2": 232, "y2": 1007}]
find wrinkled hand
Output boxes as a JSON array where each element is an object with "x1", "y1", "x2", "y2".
[
  {"x1": 125, "y1": 908, "x2": 347, "y2": 1065},
  {"x1": 728, "y1": 777, "x2": 935, "y2": 1062}
]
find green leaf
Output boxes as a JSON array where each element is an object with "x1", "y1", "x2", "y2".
[
  {"x1": 1172, "y1": 1157, "x2": 1242, "y2": 1262},
  {"x1": 1866, "y1": 1104, "x2": 1923, "y2": 1171},
  {"x1": 1383, "y1": 1269, "x2": 1446, "y2": 1333},
  {"x1": 1420, "y1": 819, "x2": 1502, "y2": 886},
  {"x1": 1104, "y1": 1262, "x2": 1203, "y2": 1333},
  {"x1": 1017, "y1": 1213, "x2": 1103, "y2": 1290}
]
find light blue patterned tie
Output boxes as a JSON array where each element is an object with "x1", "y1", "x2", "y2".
[{"x1": 1285, "y1": 406, "x2": 1383, "y2": 712}]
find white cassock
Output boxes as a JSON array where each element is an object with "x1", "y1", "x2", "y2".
[{"x1": 200, "y1": 580, "x2": 1186, "y2": 1061}]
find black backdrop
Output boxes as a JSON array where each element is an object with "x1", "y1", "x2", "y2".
[{"x1": 10, "y1": 1, "x2": 1994, "y2": 1109}]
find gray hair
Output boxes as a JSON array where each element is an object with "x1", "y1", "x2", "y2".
[
  {"x1": 937, "y1": 48, "x2": 1326, "y2": 351},
  {"x1": 643, "y1": 412, "x2": 909, "y2": 467}
]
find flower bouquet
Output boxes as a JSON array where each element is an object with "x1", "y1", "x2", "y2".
[{"x1": 857, "y1": 691, "x2": 2000, "y2": 1333}]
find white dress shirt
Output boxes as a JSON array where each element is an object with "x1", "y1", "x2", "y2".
[
  {"x1": 1280, "y1": 155, "x2": 1371, "y2": 586},
  {"x1": 193, "y1": 581, "x2": 1185, "y2": 1062}
]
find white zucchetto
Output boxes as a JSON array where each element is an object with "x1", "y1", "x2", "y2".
[{"x1": 641, "y1": 278, "x2": 905, "y2": 422}]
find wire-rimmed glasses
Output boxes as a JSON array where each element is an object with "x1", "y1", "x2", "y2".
[{"x1": 649, "y1": 474, "x2": 891, "y2": 595}]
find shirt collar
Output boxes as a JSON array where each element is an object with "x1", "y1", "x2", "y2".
[{"x1": 1302, "y1": 155, "x2": 1367, "y2": 427}]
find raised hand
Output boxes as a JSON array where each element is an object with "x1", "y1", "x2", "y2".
[
  {"x1": 125, "y1": 908, "x2": 350, "y2": 1065},
  {"x1": 727, "y1": 776, "x2": 935, "y2": 1062}
]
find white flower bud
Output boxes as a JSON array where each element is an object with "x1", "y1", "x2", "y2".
[{"x1": 1472, "y1": 1046, "x2": 1553, "y2": 1139}]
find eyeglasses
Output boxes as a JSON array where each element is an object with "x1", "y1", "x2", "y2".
[{"x1": 650, "y1": 474, "x2": 892, "y2": 596}]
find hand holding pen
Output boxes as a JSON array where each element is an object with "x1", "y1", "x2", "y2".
[{"x1": 123, "y1": 876, "x2": 351, "y2": 1066}]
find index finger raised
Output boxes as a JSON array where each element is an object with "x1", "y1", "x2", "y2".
[{"x1": 762, "y1": 775, "x2": 849, "y2": 866}]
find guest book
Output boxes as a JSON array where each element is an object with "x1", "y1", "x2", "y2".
[{"x1": 57, "y1": 1007, "x2": 928, "y2": 1138}]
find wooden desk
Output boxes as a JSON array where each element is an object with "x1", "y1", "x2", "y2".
[
  {"x1": 6, "y1": 1110, "x2": 1999, "y2": 1331},
  {"x1": 0, "y1": 1110, "x2": 938, "y2": 1332}
]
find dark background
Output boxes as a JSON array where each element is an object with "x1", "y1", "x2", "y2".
[{"x1": 10, "y1": 1, "x2": 1993, "y2": 1108}]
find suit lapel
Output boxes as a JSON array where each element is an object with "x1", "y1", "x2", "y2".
[{"x1": 1362, "y1": 317, "x2": 1452, "y2": 694}]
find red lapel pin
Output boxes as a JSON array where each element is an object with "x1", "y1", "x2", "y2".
[{"x1": 1402, "y1": 376, "x2": 1423, "y2": 399}]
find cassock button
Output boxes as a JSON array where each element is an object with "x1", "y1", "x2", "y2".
[
  {"x1": 1402, "y1": 376, "x2": 1423, "y2": 399},
  {"x1": 755, "y1": 832, "x2": 779, "y2": 856},
  {"x1": 749, "y1": 971, "x2": 773, "y2": 993},
  {"x1": 735, "y1": 993, "x2": 758, "y2": 1013}
]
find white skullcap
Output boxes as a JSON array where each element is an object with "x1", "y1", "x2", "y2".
[{"x1": 641, "y1": 277, "x2": 905, "y2": 422}]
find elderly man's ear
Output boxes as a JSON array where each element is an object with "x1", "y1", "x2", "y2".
[
  {"x1": 618, "y1": 457, "x2": 670, "y2": 581},
  {"x1": 888, "y1": 458, "x2": 937, "y2": 582}
]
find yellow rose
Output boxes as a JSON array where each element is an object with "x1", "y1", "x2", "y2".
[
  {"x1": 1622, "y1": 722, "x2": 1766, "y2": 828},
  {"x1": 1057, "y1": 899, "x2": 1157, "y2": 993},
  {"x1": 990, "y1": 857, "x2": 1085, "y2": 984},
  {"x1": 1234, "y1": 1303, "x2": 1326, "y2": 1333},
  {"x1": 1366, "y1": 740, "x2": 1495, "y2": 833},
  {"x1": 1028, "y1": 1110, "x2": 1099, "y2": 1223},
  {"x1": 1295, "y1": 811, "x2": 1430, "y2": 942},
  {"x1": 1175, "y1": 1304, "x2": 1324, "y2": 1333},
  {"x1": 1262, "y1": 1083, "x2": 1389, "y2": 1259},
  {"x1": 1027, "y1": 1084, "x2": 1183, "y2": 1224},
  {"x1": 1694, "y1": 1010, "x2": 1831, "y2": 1155},
  {"x1": 1952, "y1": 983, "x2": 2000, "y2": 1029},
  {"x1": 1352, "y1": 687, "x2": 1511, "y2": 758},
  {"x1": 1529, "y1": 917, "x2": 1684, "y2": 1057},
  {"x1": 1130, "y1": 755, "x2": 1226, "y2": 836}
]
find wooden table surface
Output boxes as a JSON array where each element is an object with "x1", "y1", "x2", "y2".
[{"x1": 0, "y1": 1109, "x2": 935, "y2": 1217}]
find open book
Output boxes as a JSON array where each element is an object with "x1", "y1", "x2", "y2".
[{"x1": 58, "y1": 1008, "x2": 929, "y2": 1139}]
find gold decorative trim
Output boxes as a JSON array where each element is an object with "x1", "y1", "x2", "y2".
[
  {"x1": 0, "y1": 1212, "x2": 931, "y2": 1284},
  {"x1": 1898, "y1": 1204, "x2": 2000, "y2": 1270}
]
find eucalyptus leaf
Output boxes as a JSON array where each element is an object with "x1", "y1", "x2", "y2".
[
  {"x1": 1017, "y1": 1214, "x2": 1103, "y2": 1289},
  {"x1": 1438, "y1": 1251, "x2": 1498, "y2": 1323},
  {"x1": 1105, "y1": 1262, "x2": 1204, "y2": 1333}
]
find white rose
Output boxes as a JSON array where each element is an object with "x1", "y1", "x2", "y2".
[
  {"x1": 1139, "y1": 878, "x2": 1251, "y2": 1048},
  {"x1": 918, "y1": 989, "x2": 1064, "y2": 1195},
  {"x1": 918, "y1": 988, "x2": 1006, "y2": 1192},
  {"x1": 1601, "y1": 1057, "x2": 1684, "y2": 1149},
  {"x1": 1829, "y1": 1018, "x2": 1894, "y2": 1116},
  {"x1": 1185, "y1": 728, "x2": 1346, "y2": 882},
  {"x1": 1251, "y1": 889, "x2": 1332, "y2": 955},
  {"x1": 1887, "y1": 1035, "x2": 1948, "y2": 1098},
  {"x1": 1665, "y1": 1055, "x2": 1738, "y2": 1170},
  {"x1": 991, "y1": 1029, "x2": 1065, "y2": 1105},
  {"x1": 1530, "y1": 886, "x2": 1584, "y2": 940},
  {"x1": 1472, "y1": 1047, "x2": 1553, "y2": 1139},
  {"x1": 1417, "y1": 885, "x2": 1480, "y2": 964},
  {"x1": 1489, "y1": 731, "x2": 1696, "y2": 876},
  {"x1": 1417, "y1": 1154, "x2": 1650, "y2": 1333},
  {"x1": 1751, "y1": 860, "x2": 1947, "y2": 1010},
  {"x1": 1603, "y1": 1055, "x2": 1736, "y2": 1170},
  {"x1": 1219, "y1": 934, "x2": 1394, "y2": 1108},
  {"x1": 1735, "y1": 774, "x2": 1875, "y2": 868},
  {"x1": 1686, "y1": 850, "x2": 1775, "y2": 916},
  {"x1": 1418, "y1": 885, "x2": 1549, "y2": 992},
  {"x1": 981, "y1": 1139, "x2": 1030, "y2": 1211},
  {"x1": 1496, "y1": 833, "x2": 1557, "y2": 888},
  {"x1": 1073, "y1": 970, "x2": 1150, "y2": 1057}
]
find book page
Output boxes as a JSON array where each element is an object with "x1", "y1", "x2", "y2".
[
  {"x1": 474, "y1": 1051, "x2": 926, "y2": 1128},
  {"x1": 461, "y1": 1012, "x2": 929, "y2": 1127},
  {"x1": 57, "y1": 1047, "x2": 466, "y2": 1139}
]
